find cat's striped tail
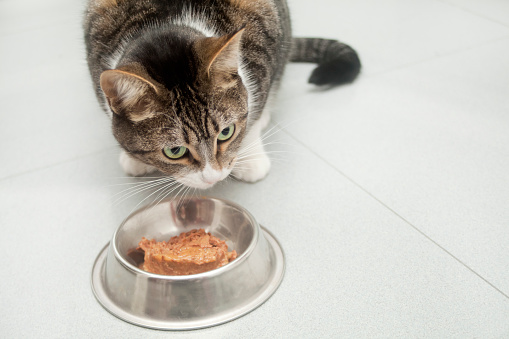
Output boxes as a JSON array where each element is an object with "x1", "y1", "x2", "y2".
[{"x1": 290, "y1": 37, "x2": 361, "y2": 86}]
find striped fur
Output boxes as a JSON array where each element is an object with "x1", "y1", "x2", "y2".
[
  {"x1": 83, "y1": 0, "x2": 360, "y2": 187},
  {"x1": 290, "y1": 38, "x2": 361, "y2": 85}
]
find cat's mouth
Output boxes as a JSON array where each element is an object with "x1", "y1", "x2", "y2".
[
  {"x1": 176, "y1": 167, "x2": 232, "y2": 189},
  {"x1": 193, "y1": 181, "x2": 218, "y2": 189},
  {"x1": 176, "y1": 177, "x2": 217, "y2": 189}
]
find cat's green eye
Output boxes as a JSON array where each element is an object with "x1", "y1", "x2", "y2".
[
  {"x1": 163, "y1": 146, "x2": 187, "y2": 160},
  {"x1": 217, "y1": 124, "x2": 235, "y2": 141}
]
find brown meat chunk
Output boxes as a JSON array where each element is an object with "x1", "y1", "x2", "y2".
[{"x1": 135, "y1": 229, "x2": 237, "y2": 275}]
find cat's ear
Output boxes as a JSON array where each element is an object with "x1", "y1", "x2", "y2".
[
  {"x1": 195, "y1": 27, "x2": 245, "y2": 81},
  {"x1": 100, "y1": 68, "x2": 159, "y2": 122}
]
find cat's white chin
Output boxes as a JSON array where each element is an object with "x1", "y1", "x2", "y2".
[
  {"x1": 177, "y1": 164, "x2": 231, "y2": 189},
  {"x1": 176, "y1": 179, "x2": 220, "y2": 189},
  {"x1": 178, "y1": 180, "x2": 217, "y2": 190}
]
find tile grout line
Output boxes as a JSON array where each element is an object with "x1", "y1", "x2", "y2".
[
  {"x1": 435, "y1": 0, "x2": 509, "y2": 29},
  {"x1": 358, "y1": 35, "x2": 509, "y2": 80},
  {"x1": 366, "y1": 35, "x2": 509, "y2": 79},
  {"x1": 0, "y1": 17, "x2": 79, "y2": 39},
  {"x1": 280, "y1": 128, "x2": 509, "y2": 301},
  {"x1": 277, "y1": 35, "x2": 509, "y2": 105},
  {"x1": 0, "y1": 146, "x2": 119, "y2": 183}
]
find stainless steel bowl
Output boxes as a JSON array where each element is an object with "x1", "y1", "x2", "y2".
[{"x1": 91, "y1": 197, "x2": 285, "y2": 330}]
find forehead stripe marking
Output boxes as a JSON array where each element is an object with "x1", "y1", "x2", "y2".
[
  {"x1": 202, "y1": 109, "x2": 210, "y2": 139},
  {"x1": 186, "y1": 88, "x2": 210, "y2": 139},
  {"x1": 181, "y1": 117, "x2": 200, "y2": 139},
  {"x1": 210, "y1": 115, "x2": 220, "y2": 133},
  {"x1": 175, "y1": 97, "x2": 201, "y2": 138},
  {"x1": 183, "y1": 128, "x2": 190, "y2": 144}
]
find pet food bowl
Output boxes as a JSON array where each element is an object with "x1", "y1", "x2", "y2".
[{"x1": 91, "y1": 197, "x2": 285, "y2": 330}]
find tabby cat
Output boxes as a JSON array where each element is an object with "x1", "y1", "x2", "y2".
[{"x1": 84, "y1": 0, "x2": 360, "y2": 189}]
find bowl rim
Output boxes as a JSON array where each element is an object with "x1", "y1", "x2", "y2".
[{"x1": 111, "y1": 196, "x2": 260, "y2": 281}]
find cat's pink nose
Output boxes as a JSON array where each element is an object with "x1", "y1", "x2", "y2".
[{"x1": 201, "y1": 166, "x2": 223, "y2": 184}]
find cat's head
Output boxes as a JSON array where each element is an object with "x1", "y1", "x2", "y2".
[{"x1": 100, "y1": 28, "x2": 249, "y2": 189}]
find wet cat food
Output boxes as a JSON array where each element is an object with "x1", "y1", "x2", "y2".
[{"x1": 130, "y1": 229, "x2": 237, "y2": 275}]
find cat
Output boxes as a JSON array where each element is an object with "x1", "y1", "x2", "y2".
[{"x1": 84, "y1": 0, "x2": 360, "y2": 189}]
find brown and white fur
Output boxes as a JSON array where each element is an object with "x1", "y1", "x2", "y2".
[{"x1": 84, "y1": 0, "x2": 360, "y2": 189}]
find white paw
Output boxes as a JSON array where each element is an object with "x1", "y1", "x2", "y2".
[
  {"x1": 232, "y1": 152, "x2": 271, "y2": 183},
  {"x1": 119, "y1": 150, "x2": 157, "y2": 176}
]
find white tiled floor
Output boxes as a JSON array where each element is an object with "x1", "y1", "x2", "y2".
[{"x1": 1, "y1": 0, "x2": 508, "y2": 338}]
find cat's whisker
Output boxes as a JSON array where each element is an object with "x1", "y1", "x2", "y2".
[
  {"x1": 174, "y1": 184, "x2": 190, "y2": 208},
  {"x1": 230, "y1": 168, "x2": 249, "y2": 173},
  {"x1": 265, "y1": 117, "x2": 305, "y2": 136},
  {"x1": 229, "y1": 171, "x2": 242, "y2": 178},
  {"x1": 127, "y1": 180, "x2": 183, "y2": 215},
  {"x1": 105, "y1": 177, "x2": 166, "y2": 187},
  {"x1": 235, "y1": 150, "x2": 293, "y2": 160},
  {"x1": 233, "y1": 156, "x2": 287, "y2": 170},
  {"x1": 183, "y1": 186, "x2": 192, "y2": 202},
  {"x1": 237, "y1": 140, "x2": 285, "y2": 155},
  {"x1": 234, "y1": 156, "x2": 291, "y2": 166},
  {"x1": 259, "y1": 123, "x2": 286, "y2": 140},
  {"x1": 237, "y1": 130, "x2": 284, "y2": 157},
  {"x1": 148, "y1": 181, "x2": 187, "y2": 213},
  {"x1": 229, "y1": 172, "x2": 246, "y2": 181},
  {"x1": 181, "y1": 187, "x2": 195, "y2": 204},
  {"x1": 112, "y1": 176, "x2": 174, "y2": 196},
  {"x1": 114, "y1": 181, "x2": 178, "y2": 208},
  {"x1": 175, "y1": 188, "x2": 186, "y2": 208},
  {"x1": 146, "y1": 186, "x2": 173, "y2": 213},
  {"x1": 107, "y1": 181, "x2": 163, "y2": 187},
  {"x1": 111, "y1": 176, "x2": 166, "y2": 179},
  {"x1": 151, "y1": 180, "x2": 181, "y2": 205},
  {"x1": 251, "y1": 118, "x2": 303, "y2": 146},
  {"x1": 113, "y1": 177, "x2": 177, "y2": 206},
  {"x1": 258, "y1": 121, "x2": 288, "y2": 138},
  {"x1": 236, "y1": 125, "x2": 281, "y2": 155},
  {"x1": 170, "y1": 183, "x2": 186, "y2": 205},
  {"x1": 237, "y1": 137, "x2": 270, "y2": 156},
  {"x1": 256, "y1": 140, "x2": 294, "y2": 148},
  {"x1": 234, "y1": 159, "x2": 286, "y2": 168},
  {"x1": 158, "y1": 183, "x2": 185, "y2": 204},
  {"x1": 186, "y1": 187, "x2": 197, "y2": 201},
  {"x1": 231, "y1": 163, "x2": 251, "y2": 168},
  {"x1": 233, "y1": 160, "x2": 261, "y2": 166},
  {"x1": 234, "y1": 159, "x2": 289, "y2": 166},
  {"x1": 112, "y1": 182, "x2": 169, "y2": 206},
  {"x1": 110, "y1": 177, "x2": 170, "y2": 195}
]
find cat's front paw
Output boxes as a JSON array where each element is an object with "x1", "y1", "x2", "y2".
[
  {"x1": 232, "y1": 153, "x2": 271, "y2": 183},
  {"x1": 119, "y1": 150, "x2": 157, "y2": 176}
]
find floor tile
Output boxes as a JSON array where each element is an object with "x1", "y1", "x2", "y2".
[
  {"x1": 0, "y1": 137, "x2": 508, "y2": 338},
  {"x1": 287, "y1": 0, "x2": 509, "y2": 78},
  {"x1": 0, "y1": 0, "x2": 79, "y2": 36},
  {"x1": 439, "y1": 0, "x2": 509, "y2": 27},
  {"x1": 275, "y1": 38, "x2": 509, "y2": 296},
  {"x1": 0, "y1": 22, "x2": 117, "y2": 179}
]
